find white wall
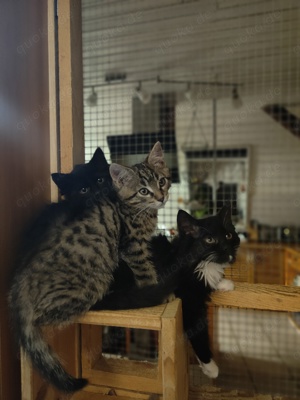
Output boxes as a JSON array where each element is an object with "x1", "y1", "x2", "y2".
[
  {"x1": 84, "y1": 85, "x2": 300, "y2": 228},
  {"x1": 176, "y1": 93, "x2": 300, "y2": 227}
]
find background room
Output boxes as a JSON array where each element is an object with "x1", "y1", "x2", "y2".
[
  {"x1": 81, "y1": 0, "x2": 300, "y2": 398},
  {"x1": 1, "y1": 1, "x2": 300, "y2": 399}
]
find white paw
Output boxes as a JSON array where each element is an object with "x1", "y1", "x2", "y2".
[
  {"x1": 217, "y1": 278, "x2": 234, "y2": 291},
  {"x1": 198, "y1": 359, "x2": 219, "y2": 378}
]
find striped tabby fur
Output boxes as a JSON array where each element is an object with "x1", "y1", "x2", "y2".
[{"x1": 8, "y1": 142, "x2": 170, "y2": 393}]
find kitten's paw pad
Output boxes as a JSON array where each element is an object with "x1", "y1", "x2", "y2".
[
  {"x1": 163, "y1": 293, "x2": 176, "y2": 303},
  {"x1": 199, "y1": 359, "x2": 219, "y2": 378},
  {"x1": 217, "y1": 278, "x2": 234, "y2": 291}
]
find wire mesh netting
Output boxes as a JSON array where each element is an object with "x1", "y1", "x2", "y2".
[
  {"x1": 189, "y1": 307, "x2": 300, "y2": 398},
  {"x1": 102, "y1": 327, "x2": 159, "y2": 362},
  {"x1": 81, "y1": 0, "x2": 300, "y2": 397}
]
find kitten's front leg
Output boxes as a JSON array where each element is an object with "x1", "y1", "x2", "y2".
[
  {"x1": 197, "y1": 357, "x2": 219, "y2": 379},
  {"x1": 217, "y1": 278, "x2": 234, "y2": 291},
  {"x1": 134, "y1": 259, "x2": 158, "y2": 287},
  {"x1": 122, "y1": 244, "x2": 158, "y2": 287},
  {"x1": 187, "y1": 320, "x2": 219, "y2": 379}
]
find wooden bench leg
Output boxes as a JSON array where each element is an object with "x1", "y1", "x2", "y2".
[{"x1": 161, "y1": 300, "x2": 189, "y2": 400}]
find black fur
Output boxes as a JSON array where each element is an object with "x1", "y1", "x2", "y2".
[{"x1": 92, "y1": 206, "x2": 240, "y2": 369}]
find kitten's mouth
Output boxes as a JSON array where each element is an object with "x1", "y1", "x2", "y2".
[{"x1": 153, "y1": 199, "x2": 167, "y2": 209}]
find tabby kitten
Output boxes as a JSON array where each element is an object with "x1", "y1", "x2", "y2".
[
  {"x1": 8, "y1": 142, "x2": 171, "y2": 393},
  {"x1": 94, "y1": 206, "x2": 240, "y2": 378},
  {"x1": 110, "y1": 142, "x2": 171, "y2": 286}
]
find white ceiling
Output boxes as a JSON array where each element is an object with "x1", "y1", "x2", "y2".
[{"x1": 81, "y1": 0, "x2": 300, "y2": 100}]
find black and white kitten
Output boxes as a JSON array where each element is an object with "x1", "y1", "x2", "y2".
[
  {"x1": 94, "y1": 206, "x2": 240, "y2": 378},
  {"x1": 173, "y1": 206, "x2": 239, "y2": 377}
]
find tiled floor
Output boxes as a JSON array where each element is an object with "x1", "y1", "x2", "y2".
[{"x1": 190, "y1": 308, "x2": 300, "y2": 398}]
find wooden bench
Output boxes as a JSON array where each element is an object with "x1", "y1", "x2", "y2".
[{"x1": 21, "y1": 298, "x2": 189, "y2": 400}]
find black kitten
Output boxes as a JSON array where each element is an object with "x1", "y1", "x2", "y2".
[
  {"x1": 52, "y1": 147, "x2": 114, "y2": 209},
  {"x1": 93, "y1": 206, "x2": 240, "y2": 378},
  {"x1": 15, "y1": 147, "x2": 111, "y2": 270}
]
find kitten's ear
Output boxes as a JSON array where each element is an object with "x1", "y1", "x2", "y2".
[
  {"x1": 51, "y1": 173, "x2": 67, "y2": 194},
  {"x1": 89, "y1": 147, "x2": 109, "y2": 169},
  {"x1": 218, "y1": 204, "x2": 232, "y2": 226},
  {"x1": 147, "y1": 141, "x2": 165, "y2": 169},
  {"x1": 110, "y1": 164, "x2": 136, "y2": 188},
  {"x1": 177, "y1": 210, "x2": 200, "y2": 238}
]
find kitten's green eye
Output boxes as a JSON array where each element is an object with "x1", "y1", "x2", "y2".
[
  {"x1": 159, "y1": 177, "x2": 166, "y2": 187},
  {"x1": 226, "y1": 233, "x2": 232, "y2": 240},
  {"x1": 97, "y1": 177, "x2": 104, "y2": 184},
  {"x1": 204, "y1": 236, "x2": 216, "y2": 244},
  {"x1": 80, "y1": 187, "x2": 89, "y2": 194},
  {"x1": 139, "y1": 188, "x2": 150, "y2": 196}
]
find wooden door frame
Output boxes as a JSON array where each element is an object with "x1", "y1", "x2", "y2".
[
  {"x1": 21, "y1": 1, "x2": 300, "y2": 399},
  {"x1": 22, "y1": 1, "x2": 84, "y2": 399},
  {"x1": 57, "y1": 0, "x2": 84, "y2": 171}
]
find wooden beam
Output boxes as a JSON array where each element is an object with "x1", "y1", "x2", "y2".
[
  {"x1": 76, "y1": 304, "x2": 167, "y2": 330},
  {"x1": 211, "y1": 282, "x2": 300, "y2": 312},
  {"x1": 189, "y1": 384, "x2": 283, "y2": 400},
  {"x1": 161, "y1": 299, "x2": 189, "y2": 400},
  {"x1": 48, "y1": 0, "x2": 59, "y2": 201},
  {"x1": 58, "y1": 0, "x2": 84, "y2": 171},
  {"x1": 77, "y1": 283, "x2": 300, "y2": 328}
]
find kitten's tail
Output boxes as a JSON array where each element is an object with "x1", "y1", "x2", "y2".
[{"x1": 13, "y1": 312, "x2": 87, "y2": 392}]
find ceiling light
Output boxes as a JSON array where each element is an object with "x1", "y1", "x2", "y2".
[
  {"x1": 184, "y1": 83, "x2": 192, "y2": 101},
  {"x1": 134, "y1": 82, "x2": 151, "y2": 105},
  {"x1": 86, "y1": 87, "x2": 98, "y2": 107},
  {"x1": 232, "y1": 86, "x2": 243, "y2": 109}
]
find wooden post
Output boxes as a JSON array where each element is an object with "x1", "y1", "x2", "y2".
[
  {"x1": 57, "y1": 0, "x2": 84, "y2": 171},
  {"x1": 161, "y1": 300, "x2": 189, "y2": 400},
  {"x1": 24, "y1": 1, "x2": 86, "y2": 399}
]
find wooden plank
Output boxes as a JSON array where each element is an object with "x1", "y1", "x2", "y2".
[
  {"x1": 81, "y1": 325, "x2": 103, "y2": 371},
  {"x1": 48, "y1": 0, "x2": 59, "y2": 201},
  {"x1": 174, "y1": 302, "x2": 189, "y2": 400},
  {"x1": 58, "y1": 0, "x2": 84, "y2": 171},
  {"x1": 86, "y1": 359, "x2": 162, "y2": 394},
  {"x1": 21, "y1": 351, "x2": 34, "y2": 400},
  {"x1": 161, "y1": 299, "x2": 189, "y2": 400},
  {"x1": 82, "y1": 384, "x2": 162, "y2": 399},
  {"x1": 75, "y1": 304, "x2": 167, "y2": 330},
  {"x1": 189, "y1": 384, "x2": 282, "y2": 399},
  {"x1": 71, "y1": 391, "x2": 155, "y2": 400},
  {"x1": 211, "y1": 282, "x2": 300, "y2": 312}
]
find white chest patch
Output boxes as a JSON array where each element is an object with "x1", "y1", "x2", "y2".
[{"x1": 194, "y1": 261, "x2": 229, "y2": 289}]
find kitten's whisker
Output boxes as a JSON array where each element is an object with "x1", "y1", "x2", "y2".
[{"x1": 132, "y1": 204, "x2": 151, "y2": 221}]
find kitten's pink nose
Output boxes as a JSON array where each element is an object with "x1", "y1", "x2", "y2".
[{"x1": 157, "y1": 196, "x2": 164, "y2": 203}]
